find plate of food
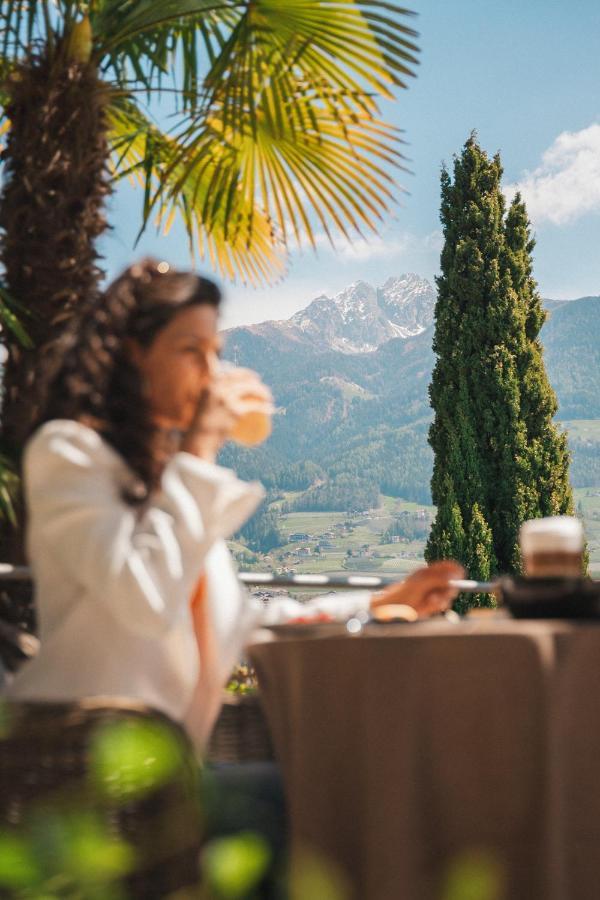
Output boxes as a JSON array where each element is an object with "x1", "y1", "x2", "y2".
[
  {"x1": 266, "y1": 613, "x2": 350, "y2": 638},
  {"x1": 266, "y1": 604, "x2": 429, "y2": 637}
]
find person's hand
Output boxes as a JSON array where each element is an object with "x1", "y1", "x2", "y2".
[
  {"x1": 370, "y1": 560, "x2": 465, "y2": 618},
  {"x1": 181, "y1": 367, "x2": 273, "y2": 462}
]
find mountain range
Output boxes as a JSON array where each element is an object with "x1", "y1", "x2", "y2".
[
  {"x1": 221, "y1": 276, "x2": 600, "y2": 507},
  {"x1": 228, "y1": 274, "x2": 434, "y2": 355}
]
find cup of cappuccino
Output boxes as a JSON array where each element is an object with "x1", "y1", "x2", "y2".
[{"x1": 519, "y1": 516, "x2": 585, "y2": 578}]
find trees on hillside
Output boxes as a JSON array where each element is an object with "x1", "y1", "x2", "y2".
[
  {"x1": 425, "y1": 134, "x2": 574, "y2": 610},
  {"x1": 237, "y1": 499, "x2": 283, "y2": 554}
]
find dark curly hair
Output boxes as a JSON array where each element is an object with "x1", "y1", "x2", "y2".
[{"x1": 34, "y1": 258, "x2": 222, "y2": 504}]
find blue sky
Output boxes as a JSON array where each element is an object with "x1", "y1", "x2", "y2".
[{"x1": 100, "y1": 0, "x2": 600, "y2": 329}]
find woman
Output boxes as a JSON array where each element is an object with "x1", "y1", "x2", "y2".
[{"x1": 7, "y1": 258, "x2": 463, "y2": 749}]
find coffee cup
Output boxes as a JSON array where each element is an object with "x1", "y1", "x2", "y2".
[{"x1": 519, "y1": 516, "x2": 584, "y2": 578}]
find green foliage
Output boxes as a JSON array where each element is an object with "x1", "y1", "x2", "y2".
[
  {"x1": 426, "y1": 135, "x2": 575, "y2": 605},
  {"x1": 0, "y1": 453, "x2": 19, "y2": 525},
  {"x1": 541, "y1": 297, "x2": 600, "y2": 417},
  {"x1": 0, "y1": 284, "x2": 32, "y2": 348},
  {"x1": 0, "y1": 832, "x2": 42, "y2": 892},
  {"x1": 219, "y1": 296, "x2": 598, "y2": 534},
  {"x1": 277, "y1": 461, "x2": 325, "y2": 493},
  {"x1": 288, "y1": 849, "x2": 350, "y2": 900},
  {"x1": 201, "y1": 832, "x2": 271, "y2": 900},
  {"x1": 0, "y1": 810, "x2": 134, "y2": 898},
  {"x1": 381, "y1": 511, "x2": 431, "y2": 542},
  {"x1": 237, "y1": 497, "x2": 284, "y2": 553},
  {"x1": 569, "y1": 435, "x2": 600, "y2": 487},
  {"x1": 222, "y1": 419, "x2": 433, "y2": 515},
  {"x1": 293, "y1": 474, "x2": 379, "y2": 513},
  {"x1": 461, "y1": 503, "x2": 496, "y2": 612},
  {"x1": 226, "y1": 663, "x2": 258, "y2": 696},
  {"x1": 0, "y1": 0, "x2": 420, "y2": 283},
  {"x1": 0, "y1": 713, "x2": 208, "y2": 898},
  {"x1": 0, "y1": 1, "x2": 422, "y2": 536},
  {"x1": 235, "y1": 549, "x2": 260, "y2": 567},
  {"x1": 28, "y1": 809, "x2": 134, "y2": 895},
  {"x1": 442, "y1": 851, "x2": 504, "y2": 900},
  {"x1": 90, "y1": 718, "x2": 185, "y2": 803}
]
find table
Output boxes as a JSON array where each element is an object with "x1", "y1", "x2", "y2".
[{"x1": 250, "y1": 618, "x2": 600, "y2": 900}]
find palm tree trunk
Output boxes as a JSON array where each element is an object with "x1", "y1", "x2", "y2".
[{"x1": 0, "y1": 51, "x2": 111, "y2": 560}]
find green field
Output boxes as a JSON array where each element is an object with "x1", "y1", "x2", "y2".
[
  {"x1": 230, "y1": 490, "x2": 600, "y2": 579},
  {"x1": 575, "y1": 488, "x2": 600, "y2": 575},
  {"x1": 230, "y1": 496, "x2": 435, "y2": 580},
  {"x1": 228, "y1": 419, "x2": 600, "y2": 580}
]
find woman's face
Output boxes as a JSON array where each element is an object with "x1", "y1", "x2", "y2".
[{"x1": 130, "y1": 304, "x2": 222, "y2": 429}]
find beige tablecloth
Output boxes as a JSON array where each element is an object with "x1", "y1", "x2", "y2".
[{"x1": 250, "y1": 618, "x2": 600, "y2": 900}]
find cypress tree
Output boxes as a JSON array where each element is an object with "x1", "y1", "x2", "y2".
[
  {"x1": 425, "y1": 134, "x2": 575, "y2": 608},
  {"x1": 504, "y1": 195, "x2": 574, "y2": 521}
]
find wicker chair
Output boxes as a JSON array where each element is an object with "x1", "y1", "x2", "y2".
[
  {"x1": 206, "y1": 693, "x2": 274, "y2": 765},
  {"x1": 0, "y1": 698, "x2": 204, "y2": 898}
]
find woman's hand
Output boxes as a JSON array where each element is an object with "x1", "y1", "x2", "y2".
[
  {"x1": 370, "y1": 560, "x2": 465, "y2": 618},
  {"x1": 181, "y1": 367, "x2": 273, "y2": 462}
]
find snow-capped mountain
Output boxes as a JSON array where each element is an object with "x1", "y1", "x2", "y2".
[
  {"x1": 220, "y1": 293, "x2": 600, "y2": 508},
  {"x1": 230, "y1": 273, "x2": 435, "y2": 355},
  {"x1": 380, "y1": 274, "x2": 436, "y2": 337}
]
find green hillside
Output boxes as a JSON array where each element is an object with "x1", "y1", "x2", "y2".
[
  {"x1": 542, "y1": 298, "x2": 600, "y2": 418},
  {"x1": 220, "y1": 294, "x2": 600, "y2": 577},
  {"x1": 221, "y1": 296, "x2": 600, "y2": 508}
]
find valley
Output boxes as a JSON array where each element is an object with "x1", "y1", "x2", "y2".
[
  {"x1": 220, "y1": 276, "x2": 600, "y2": 581},
  {"x1": 233, "y1": 487, "x2": 600, "y2": 580}
]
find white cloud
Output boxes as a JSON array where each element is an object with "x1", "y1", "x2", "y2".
[
  {"x1": 310, "y1": 228, "x2": 442, "y2": 263},
  {"x1": 506, "y1": 123, "x2": 600, "y2": 226},
  {"x1": 332, "y1": 233, "x2": 411, "y2": 262}
]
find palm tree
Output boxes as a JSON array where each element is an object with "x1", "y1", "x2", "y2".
[{"x1": 0, "y1": 0, "x2": 419, "y2": 527}]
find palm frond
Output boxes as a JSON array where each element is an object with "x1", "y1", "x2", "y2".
[
  {"x1": 0, "y1": 452, "x2": 19, "y2": 525},
  {"x1": 95, "y1": 0, "x2": 236, "y2": 49},
  {"x1": 160, "y1": 78, "x2": 407, "y2": 253},
  {"x1": 98, "y1": 1, "x2": 418, "y2": 128},
  {"x1": 205, "y1": 1, "x2": 418, "y2": 132},
  {"x1": 0, "y1": 1, "x2": 38, "y2": 62},
  {"x1": 0, "y1": 284, "x2": 32, "y2": 348},
  {"x1": 0, "y1": 1, "x2": 418, "y2": 281},
  {"x1": 123, "y1": 1, "x2": 417, "y2": 262},
  {"x1": 95, "y1": 1, "x2": 243, "y2": 107},
  {"x1": 107, "y1": 98, "x2": 285, "y2": 284}
]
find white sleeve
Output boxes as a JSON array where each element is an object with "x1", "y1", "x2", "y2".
[
  {"x1": 251, "y1": 590, "x2": 372, "y2": 626},
  {"x1": 24, "y1": 422, "x2": 264, "y2": 639}
]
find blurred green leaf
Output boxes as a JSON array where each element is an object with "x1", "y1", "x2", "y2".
[
  {"x1": 202, "y1": 832, "x2": 271, "y2": 899},
  {"x1": 0, "y1": 283, "x2": 32, "y2": 348},
  {"x1": 0, "y1": 832, "x2": 42, "y2": 890},
  {"x1": 30, "y1": 809, "x2": 135, "y2": 889},
  {"x1": 63, "y1": 815, "x2": 134, "y2": 883},
  {"x1": 90, "y1": 718, "x2": 184, "y2": 802},
  {"x1": 0, "y1": 454, "x2": 20, "y2": 526},
  {"x1": 443, "y1": 851, "x2": 504, "y2": 900},
  {"x1": 289, "y1": 848, "x2": 349, "y2": 900},
  {"x1": 0, "y1": 1, "x2": 418, "y2": 284}
]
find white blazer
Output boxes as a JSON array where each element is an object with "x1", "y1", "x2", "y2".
[{"x1": 7, "y1": 420, "x2": 369, "y2": 750}]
